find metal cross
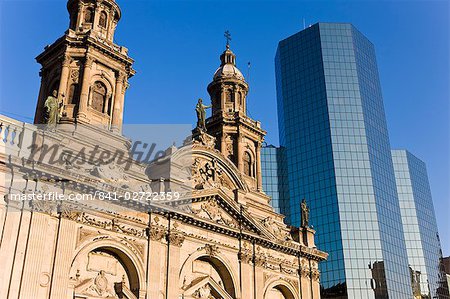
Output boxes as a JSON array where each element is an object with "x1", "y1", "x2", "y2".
[{"x1": 224, "y1": 30, "x2": 232, "y2": 47}]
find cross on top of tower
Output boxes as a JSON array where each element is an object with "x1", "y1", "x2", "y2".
[{"x1": 224, "y1": 30, "x2": 232, "y2": 49}]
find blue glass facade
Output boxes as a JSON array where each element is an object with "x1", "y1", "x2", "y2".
[
  {"x1": 275, "y1": 23, "x2": 413, "y2": 298},
  {"x1": 392, "y1": 150, "x2": 449, "y2": 299},
  {"x1": 261, "y1": 145, "x2": 288, "y2": 215}
]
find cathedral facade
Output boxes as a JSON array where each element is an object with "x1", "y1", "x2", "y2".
[{"x1": 0, "y1": 1, "x2": 327, "y2": 299}]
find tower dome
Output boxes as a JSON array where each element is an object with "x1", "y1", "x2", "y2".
[{"x1": 213, "y1": 45, "x2": 245, "y2": 81}]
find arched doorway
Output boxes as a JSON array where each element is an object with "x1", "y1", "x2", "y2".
[
  {"x1": 181, "y1": 255, "x2": 237, "y2": 299},
  {"x1": 70, "y1": 245, "x2": 141, "y2": 299},
  {"x1": 264, "y1": 283, "x2": 297, "y2": 299}
]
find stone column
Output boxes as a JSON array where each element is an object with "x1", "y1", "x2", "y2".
[
  {"x1": 237, "y1": 134, "x2": 243, "y2": 172},
  {"x1": 221, "y1": 133, "x2": 227, "y2": 156},
  {"x1": 34, "y1": 70, "x2": 48, "y2": 123},
  {"x1": 147, "y1": 225, "x2": 166, "y2": 298},
  {"x1": 254, "y1": 259, "x2": 265, "y2": 298},
  {"x1": 311, "y1": 269, "x2": 321, "y2": 299},
  {"x1": 93, "y1": 3, "x2": 101, "y2": 29},
  {"x1": 166, "y1": 230, "x2": 184, "y2": 299},
  {"x1": 111, "y1": 72, "x2": 126, "y2": 133},
  {"x1": 239, "y1": 246, "x2": 254, "y2": 299},
  {"x1": 78, "y1": 56, "x2": 94, "y2": 121},
  {"x1": 256, "y1": 141, "x2": 263, "y2": 191},
  {"x1": 58, "y1": 54, "x2": 71, "y2": 104},
  {"x1": 19, "y1": 213, "x2": 58, "y2": 299},
  {"x1": 76, "y1": 2, "x2": 83, "y2": 31},
  {"x1": 0, "y1": 204, "x2": 30, "y2": 299},
  {"x1": 49, "y1": 217, "x2": 78, "y2": 299},
  {"x1": 300, "y1": 261, "x2": 312, "y2": 299}
]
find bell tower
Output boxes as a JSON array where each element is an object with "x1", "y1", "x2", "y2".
[
  {"x1": 205, "y1": 42, "x2": 266, "y2": 192},
  {"x1": 34, "y1": 0, "x2": 135, "y2": 133}
]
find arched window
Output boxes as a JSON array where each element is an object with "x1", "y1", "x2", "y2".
[
  {"x1": 68, "y1": 84, "x2": 80, "y2": 105},
  {"x1": 84, "y1": 7, "x2": 94, "y2": 23},
  {"x1": 226, "y1": 89, "x2": 234, "y2": 102},
  {"x1": 243, "y1": 152, "x2": 253, "y2": 177},
  {"x1": 99, "y1": 11, "x2": 107, "y2": 28},
  {"x1": 91, "y1": 81, "x2": 107, "y2": 113}
]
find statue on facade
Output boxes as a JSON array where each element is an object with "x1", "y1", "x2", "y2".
[
  {"x1": 195, "y1": 98, "x2": 211, "y2": 131},
  {"x1": 301, "y1": 199, "x2": 309, "y2": 227},
  {"x1": 44, "y1": 90, "x2": 61, "y2": 125}
]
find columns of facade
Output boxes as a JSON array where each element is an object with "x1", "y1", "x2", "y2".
[
  {"x1": 221, "y1": 133, "x2": 227, "y2": 156},
  {"x1": 111, "y1": 72, "x2": 126, "y2": 133},
  {"x1": 1, "y1": 208, "x2": 32, "y2": 299},
  {"x1": 300, "y1": 261, "x2": 312, "y2": 299},
  {"x1": 166, "y1": 230, "x2": 184, "y2": 299},
  {"x1": 78, "y1": 56, "x2": 94, "y2": 120},
  {"x1": 93, "y1": 2, "x2": 102, "y2": 29},
  {"x1": 146, "y1": 225, "x2": 166, "y2": 298},
  {"x1": 310, "y1": 264, "x2": 320, "y2": 299},
  {"x1": 0, "y1": 204, "x2": 27, "y2": 299},
  {"x1": 238, "y1": 241, "x2": 253, "y2": 299},
  {"x1": 35, "y1": 70, "x2": 47, "y2": 123},
  {"x1": 237, "y1": 134, "x2": 243, "y2": 172},
  {"x1": 254, "y1": 262, "x2": 265, "y2": 298},
  {"x1": 48, "y1": 217, "x2": 77, "y2": 299},
  {"x1": 220, "y1": 84, "x2": 226, "y2": 112},
  {"x1": 19, "y1": 213, "x2": 58, "y2": 299},
  {"x1": 256, "y1": 141, "x2": 263, "y2": 191},
  {"x1": 58, "y1": 54, "x2": 71, "y2": 105},
  {"x1": 76, "y1": 2, "x2": 83, "y2": 31}
]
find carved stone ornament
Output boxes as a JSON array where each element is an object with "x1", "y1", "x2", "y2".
[
  {"x1": 168, "y1": 231, "x2": 185, "y2": 247},
  {"x1": 148, "y1": 225, "x2": 166, "y2": 242},
  {"x1": 194, "y1": 131, "x2": 216, "y2": 149},
  {"x1": 193, "y1": 284, "x2": 214, "y2": 299},
  {"x1": 31, "y1": 199, "x2": 58, "y2": 216},
  {"x1": 192, "y1": 158, "x2": 224, "y2": 190},
  {"x1": 300, "y1": 266, "x2": 310, "y2": 278},
  {"x1": 84, "y1": 270, "x2": 116, "y2": 298},
  {"x1": 203, "y1": 244, "x2": 220, "y2": 257},
  {"x1": 70, "y1": 69, "x2": 80, "y2": 83},
  {"x1": 311, "y1": 268, "x2": 320, "y2": 281},
  {"x1": 239, "y1": 241, "x2": 253, "y2": 264},
  {"x1": 90, "y1": 163, "x2": 128, "y2": 186},
  {"x1": 192, "y1": 199, "x2": 238, "y2": 229}
]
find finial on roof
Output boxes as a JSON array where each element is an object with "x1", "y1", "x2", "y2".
[{"x1": 224, "y1": 30, "x2": 232, "y2": 49}]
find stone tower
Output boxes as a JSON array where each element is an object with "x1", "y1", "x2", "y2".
[
  {"x1": 205, "y1": 44, "x2": 266, "y2": 191},
  {"x1": 34, "y1": 0, "x2": 135, "y2": 133}
]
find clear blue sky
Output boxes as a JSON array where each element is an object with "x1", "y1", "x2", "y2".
[{"x1": 1, "y1": 0, "x2": 448, "y2": 254}]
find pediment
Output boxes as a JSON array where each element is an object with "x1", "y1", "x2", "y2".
[
  {"x1": 187, "y1": 190, "x2": 291, "y2": 242},
  {"x1": 183, "y1": 276, "x2": 234, "y2": 299}
]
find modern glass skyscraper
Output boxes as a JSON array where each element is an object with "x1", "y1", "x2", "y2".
[
  {"x1": 261, "y1": 144, "x2": 288, "y2": 215},
  {"x1": 275, "y1": 23, "x2": 413, "y2": 298},
  {"x1": 392, "y1": 150, "x2": 449, "y2": 299}
]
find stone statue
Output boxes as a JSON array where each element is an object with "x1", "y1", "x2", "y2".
[
  {"x1": 195, "y1": 98, "x2": 211, "y2": 131},
  {"x1": 301, "y1": 199, "x2": 309, "y2": 227},
  {"x1": 44, "y1": 90, "x2": 61, "y2": 125}
]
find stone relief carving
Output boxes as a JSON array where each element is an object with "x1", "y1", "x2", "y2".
[
  {"x1": 261, "y1": 216, "x2": 291, "y2": 241},
  {"x1": 85, "y1": 270, "x2": 117, "y2": 298},
  {"x1": 193, "y1": 284, "x2": 214, "y2": 299},
  {"x1": 199, "y1": 244, "x2": 220, "y2": 257},
  {"x1": 192, "y1": 199, "x2": 238, "y2": 229},
  {"x1": 90, "y1": 163, "x2": 128, "y2": 185},
  {"x1": 168, "y1": 231, "x2": 185, "y2": 247},
  {"x1": 193, "y1": 131, "x2": 216, "y2": 149},
  {"x1": 68, "y1": 213, "x2": 146, "y2": 238}
]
